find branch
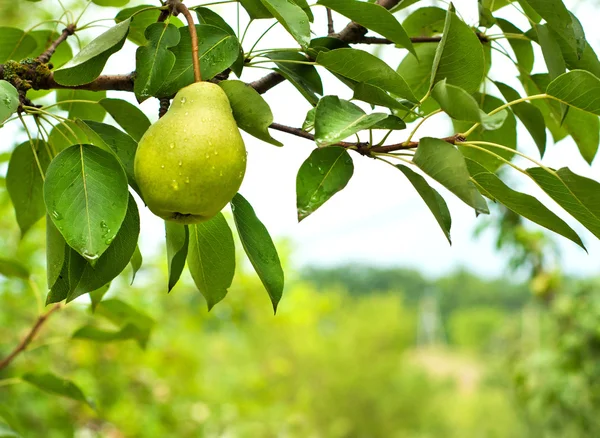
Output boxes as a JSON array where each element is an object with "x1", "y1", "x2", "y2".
[
  {"x1": 173, "y1": 1, "x2": 201, "y2": 82},
  {"x1": 37, "y1": 24, "x2": 76, "y2": 65},
  {"x1": 268, "y1": 122, "x2": 464, "y2": 155},
  {"x1": 249, "y1": 72, "x2": 286, "y2": 94},
  {"x1": 0, "y1": 304, "x2": 62, "y2": 371},
  {"x1": 326, "y1": 8, "x2": 335, "y2": 36}
]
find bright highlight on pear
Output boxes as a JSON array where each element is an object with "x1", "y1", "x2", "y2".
[{"x1": 134, "y1": 82, "x2": 247, "y2": 224}]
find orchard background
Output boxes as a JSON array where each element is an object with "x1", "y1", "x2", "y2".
[{"x1": 1, "y1": 0, "x2": 600, "y2": 436}]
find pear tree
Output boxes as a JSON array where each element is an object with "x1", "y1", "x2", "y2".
[{"x1": 0, "y1": 0, "x2": 600, "y2": 393}]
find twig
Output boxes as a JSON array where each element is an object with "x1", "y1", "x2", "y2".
[
  {"x1": 0, "y1": 304, "x2": 62, "y2": 371},
  {"x1": 37, "y1": 24, "x2": 76, "y2": 64},
  {"x1": 173, "y1": 1, "x2": 201, "y2": 82},
  {"x1": 326, "y1": 8, "x2": 334, "y2": 35},
  {"x1": 249, "y1": 72, "x2": 286, "y2": 94},
  {"x1": 268, "y1": 122, "x2": 464, "y2": 155}
]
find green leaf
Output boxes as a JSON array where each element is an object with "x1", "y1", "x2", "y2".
[
  {"x1": 231, "y1": 193, "x2": 284, "y2": 312},
  {"x1": 546, "y1": 70, "x2": 600, "y2": 116},
  {"x1": 195, "y1": 7, "x2": 236, "y2": 34},
  {"x1": 115, "y1": 5, "x2": 183, "y2": 46},
  {"x1": 431, "y1": 80, "x2": 507, "y2": 129},
  {"x1": 496, "y1": 19, "x2": 534, "y2": 73},
  {"x1": 527, "y1": 167, "x2": 600, "y2": 239},
  {"x1": 0, "y1": 80, "x2": 19, "y2": 124},
  {"x1": 494, "y1": 81, "x2": 546, "y2": 157},
  {"x1": 74, "y1": 299, "x2": 153, "y2": 348},
  {"x1": 46, "y1": 216, "x2": 66, "y2": 289},
  {"x1": 258, "y1": 0, "x2": 311, "y2": 47},
  {"x1": 313, "y1": 96, "x2": 387, "y2": 146},
  {"x1": 318, "y1": 48, "x2": 417, "y2": 102},
  {"x1": 67, "y1": 194, "x2": 140, "y2": 301},
  {"x1": 219, "y1": 80, "x2": 282, "y2": 146},
  {"x1": 467, "y1": 159, "x2": 584, "y2": 249},
  {"x1": 134, "y1": 22, "x2": 180, "y2": 101},
  {"x1": 536, "y1": 24, "x2": 565, "y2": 80},
  {"x1": 0, "y1": 27, "x2": 36, "y2": 62},
  {"x1": 43, "y1": 144, "x2": 129, "y2": 262},
  {"x1": 30, "y1": 30, "x2": 73, "y2": 68},
  {"x1": 402, "y1": 6, "x2": 446, "y2": 37},
  {"x1": 563, "y1": 108, "x2": 599, "y2": 164},
  {"x1": 187, "y1": 213, "x2": 236, "y2": 310},
  {"x1": 130, "y1": 246, "x2": 142, "y2": 285},
  {"x1": 90, "y1": 284, "x2": 110, "y2": 311},
  {"x1": 99, "y1": 98, "x2": 151, "y2": 142},
  {"x1": 157, "y1": 25, "x2": 240, "y2": 97},
  {"x1": 47, "y1": 120, "x2": 91, "y2": 152},
  {"x1": 478, "y1": 0, "x2": 496, "y2": 28},
  {"x1": 265, "y1": 51, "x2": 323, "y2": 106},
  {"x1": 22, "y1": 373, "x2": 92, "y2": 407},
  {"x1": 94, "y1": 0, "x2": 130, "y2": 6},
  {"x1": 454, "y1": 94, "x2": 517, "y2": 172},
  {"x1": 318, "y1": 0, "x2": 415, "y2": 55},
  {"x1": 396, "y1": 44, "x2": 440, "y2": 115},
  {"x1": 296, "y1": 147, "x2": 354, "y2": 221},
  {"x1": 413, "y1": 137, "x2": 488, "y2": 214},
  {"x1": 302, "y1": 107, "x2": 315, "y2": 131},
  {"x1": 53, "y1": 19, "x2": 131, "y2": 86},
  {"x1": 79, "y1": 119, "x2": 140, "y2": 194},
  {"x1": 165, "y1": 222, "x2": 188, "y2": 292},
  {"x1": 0, "y1": 258, "x2": 29, "y2": 279},
  {"x1": 0, "y1": 418, "x2": 20, "y2": 438},
  {"x1": 396, "y1": 164, "x2": 452, "y2": 244},
  {"x1": 371, "y1": 115, "x2": 406, "y2": 130},
  {"x1": 46, "y1": 246, "x2": 85, "y2": 304},
  {"x1": 7, "y1": 141, "x2": 52, "y2": 235},
  {"x1": 549, "y1": 13, "x2": 600, "y2": 78},
  {"x1": 238, "y1": 0, "x2": 273, "y2": 19},
  {"x1": 521, "y1": 0, "x2": 585, "y2": 58},
  {"x1": 430, "y1": 4, "x2": 485, "y2": 94},
  {"x1": 56, "y1": 90, "x2": 107, "y2": 122}
]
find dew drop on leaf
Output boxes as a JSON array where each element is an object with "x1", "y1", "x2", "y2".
[
  {"x1": 82, "y1": 251, "x2": 99, "y2": 261},
  {"x1": 52, "y1": 210, "x2": 63, "y2": 221},
  {"x1": 180, "y1": 97, "x2": 186, "y2": 104}
]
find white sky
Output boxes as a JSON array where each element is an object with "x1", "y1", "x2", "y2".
[{"x1": 6, "y1": 0, "x2": 600, "y2": 279}]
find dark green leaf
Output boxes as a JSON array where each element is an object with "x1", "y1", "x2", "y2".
[
  {"x1": 494, "y1": 81, "x2": 546, "y2": 156},
  {"x1": 396, "y1": 44, "x2": 440, "y2": 115},
  {"x1": 47, "y1": 121, "x2": 91, "y2": 152},
  {"x1": 402, "y1": 6, "x2": 446, "y2": 37},
  {"x1": 44, "y1": 144, "x2": 129, "y2": 262},
  {"x1": 549, "y1": 14, "x2": 600, "y2": 78},
  {"x1": 296, "y1": 147, "x2": 354, "y2": 221},
  {"x1": 165, "y1": 222, "x2": 188, "y2": 292},
  {"x1": 467, "y1": 159, "x2": 584, "y2": 249},
  {"x1": 195, "y1": 7, "x2": 236, "y2": 34},
  {"x1": 238, "y1": 0, "x2": 273, "y2": 19},
  {"x1": 265, "y1": 51, "x2": 323, "y2": 106},
  {"x1": 313, "y1": 96, "x2": 387, "y2": 146},
  {"x1": 413, "y1": 137, "x2": 488, "y2": 214},
  {"x1": 496, "y1": 19, "x2": 533, "y2": 73},
  {"x1": 527, "y1": 167, "x2": 600, "y2": 239},
  {"x1": 430, "y1": 4, "x2": 485, "y2": 94},
  {"x1": 94, "y1": 0, "x2": 130, "y2": 6},
  {"x1": 53, "y1": 19, "x2": 131, "y2": 86},
  {"x1": 99, "y1": 98, "x2": 151, "y2": 142},
  {"x1": 22, "y1": 373, "x2": 92, "y2": 407},
  {"x1": 46, "y1": 246, "x2": 85, "y2": 304},
  {"x1": 0, "y1": 80, "x2": 19, "y2": 124},
  {"x1": 318, "y1": 48, "x2": 417, "y2": 102},
  {"x1": 157, "y1": 25, "x2": 240, "y2": 97},
  {"x1": 67, "y1": 194, "x2": 140, "y2": 301},
  {"x1": 187, "y1": 213, "x2": 236, "y2": 310},
  {"x1": 536, "y1": 24, "x2": 565, "y2": 80},
  {"x1": 90, "y1": 284, "x2": 110, "y2": 311},
  {"x1": 46, "y1": 216, "x2": 65, "y2": 289},
  {"x1": 7, "y1": 141, "x2": 52, "y2": 235},
  {"x1": 219, "y1": 80, "x2": 282, "y2": 146},
  {"x1": 134, "y1": 22, "x2": 180, "y2": 101},
  {"x1": 520, "y1": 73, "x2": 567, "y2": 142},
  {"x1": 231, "y1": 193, "x2": 284, "y2": 312},
  {"x1": 318, "y1": 0, "x2": 415, "y2": 54},
  {"x1": 396, "y1": 164, "x2": 452, "y2": 244},
  {"x1": 563, "y1": 109, "x2": 599, "y2": 164}
]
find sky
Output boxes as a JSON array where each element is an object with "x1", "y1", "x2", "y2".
[{"x1": 5, "y1": 0, "x2": 600, "y2": 279}]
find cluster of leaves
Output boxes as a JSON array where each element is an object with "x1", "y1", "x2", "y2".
[{"x1": 0, "y1": 0, "x2": 599, "y2": 314}]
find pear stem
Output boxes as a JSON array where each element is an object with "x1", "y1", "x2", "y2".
[{"x1": 175, "y1": 1, "x2": 201, "y2": 82}]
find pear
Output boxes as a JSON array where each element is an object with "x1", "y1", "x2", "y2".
[{"x1": 134, "y1": 82, "x2": 247, "y2": 224}]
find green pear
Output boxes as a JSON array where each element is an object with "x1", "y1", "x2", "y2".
[{"x1": 134, "y1": 82, "x2": 247, "y2": 224}]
